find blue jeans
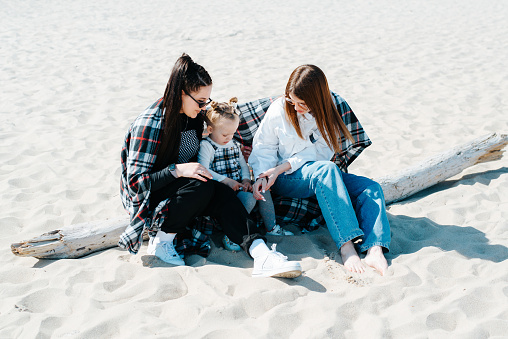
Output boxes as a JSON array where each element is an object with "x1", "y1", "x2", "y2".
[{"x1": 271, "y1": 161, "x2": 391, "y2": 253}]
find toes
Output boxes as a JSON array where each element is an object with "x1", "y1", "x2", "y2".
[{"x1": 344, "y1": 261, "x2": 366, "y2": 274}]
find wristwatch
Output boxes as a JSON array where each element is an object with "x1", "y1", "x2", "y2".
[{"x1": 168, "y1": 163, "x2": 177, "y2": 177}]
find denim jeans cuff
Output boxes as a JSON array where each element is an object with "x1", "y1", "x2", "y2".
[
  {"x1": 335, "y1": 231, "x2": 364, "y2": 250},
  {"x1": 357, "y1": 242, "x2": 390, "y2": 253}
]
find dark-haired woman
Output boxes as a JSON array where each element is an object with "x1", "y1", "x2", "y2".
[
  {"x1": 249, "y1": 65, "x2": 390, "y2": 275},
  {"x1": 118, "y1": 54, "x2": 301, "y2": 278}
]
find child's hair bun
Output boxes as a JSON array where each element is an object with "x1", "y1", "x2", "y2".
[{"x1": 205, "y1": 97, "x2": 239, "y2": 127}]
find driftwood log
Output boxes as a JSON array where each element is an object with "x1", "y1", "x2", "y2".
[
  {"x1": 377, "y1": 132, "x2": 508, "y2": 204},
  {"x1": 11, "y1": 132, "x2": 507, "y2": 259}
]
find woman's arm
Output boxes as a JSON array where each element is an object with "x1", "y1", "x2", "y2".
[
  {"x1": 149, "y1": 167, "x2": 176, "y2": 191},
  {"x1": 249, "y1": 104, "x2": 281, "y2": 179},
  {"x1": 148, "y1": 140, "x2": 217, "y2": 191},
  {"x1": 284, "y1": 146, "x2": 318, "y2": 174},
  {"x1": 252, "y1": 162, "x2": 291, "y2": 200}
]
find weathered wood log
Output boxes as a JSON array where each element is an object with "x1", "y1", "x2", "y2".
[
  {"x1": 379, "y1": 132, "x2": 507, "y2": 204},
  {"x1": 11, "y1": 217, "x2": 130, "y2": 259},
  {"x1": 11, "y1": 132, "x2": 507, "y2": 259}
]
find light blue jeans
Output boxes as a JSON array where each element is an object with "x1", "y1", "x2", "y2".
[{"x1": 271, "y1": 161, "x2": 391, "y2": 253}]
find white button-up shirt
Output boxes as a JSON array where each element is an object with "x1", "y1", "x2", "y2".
[{"x1": 249, "y1": 97, "x2": 334, "y2": 179}]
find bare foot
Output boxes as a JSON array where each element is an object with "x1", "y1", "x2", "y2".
[
  {"x1": 364, "y1": 246, "x2": 388, "y2": 276},
  {"x1": 340, "y1": 241, "x2": 365, "y2": 274}
]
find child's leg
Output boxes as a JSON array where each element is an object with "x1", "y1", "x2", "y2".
[
  {"x1": 223, "y1": 190, "x2": 257, "y2": 251},
  {"x1": 237, "y1": 191, "x2": 256, "y2": 214},
  {"x1": 257, "y1": 191, "x2": 276, "y2": 231}
]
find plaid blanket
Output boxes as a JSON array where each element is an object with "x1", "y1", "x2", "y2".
[
  {"x1": 118, "y1": 98, "x2": 163, "y2": 254},
  {"x1": 119, "y1": 92, "x2": 371, "y2": 256},
  {"x1": 234, "y1": 91, "x2": 371, "y2": 232},
  {"x1": 197, "y1": 91, "x2": 371, "y2": 236}
]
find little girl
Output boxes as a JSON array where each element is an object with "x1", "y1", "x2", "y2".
[{"x1": 198, "y1": 98, "x2": 293, "y2": 251}]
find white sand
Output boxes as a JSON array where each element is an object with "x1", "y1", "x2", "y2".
[{"x1": 1, "y1": 0, "x2": 507, "y2": 337}]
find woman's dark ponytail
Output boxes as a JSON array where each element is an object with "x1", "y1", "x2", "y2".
[{"x1": 154, "y1": 54, "x2": 212, "y2": 170}]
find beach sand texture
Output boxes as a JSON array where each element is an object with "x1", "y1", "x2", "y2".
[{"x1": 1, "y1": 0, "x2": 507, "y2": 337}]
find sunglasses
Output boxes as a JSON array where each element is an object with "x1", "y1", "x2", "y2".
[
  {"x1": 285, "y1": 96, "x2": 309, "y2": 111},
  {"x1": 185, "y1": 90, "x2": 212, "y2": 108}
]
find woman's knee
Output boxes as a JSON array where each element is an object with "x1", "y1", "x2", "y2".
[
  {"x1": 366, "y1": 181, "x2": 385, "y2": 200},
  {"x1": 183, "y1": 179, "x2": 215, "y2": 203},
  {"x1": 312, "y1": 161, "x2": 342, "y2": 179},
  {"x1": 358, "y1": 181, "x2": 385, "y2": 203}
]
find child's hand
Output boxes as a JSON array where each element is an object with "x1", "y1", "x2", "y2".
[
  {"x1": 221, "y1": 177, "x2": 242, "y2": 191},
  {"x1": 241, "y1": 179, "x2": 252, "y2": 192}
]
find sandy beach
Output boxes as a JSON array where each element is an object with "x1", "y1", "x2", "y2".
[{"x1": 1, "y1": 0, "x2": 507, "y2": 337}]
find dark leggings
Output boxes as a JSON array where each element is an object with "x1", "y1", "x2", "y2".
[{"x1": 150, "y1": 178, "x2": 264, "y2": 254}]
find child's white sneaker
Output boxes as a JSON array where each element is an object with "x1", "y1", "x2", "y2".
[
  {"x1": 147, "y1": 237, "x2": 185, "y2": 266},
  {"x1": 252, "y1": 244, "x2": 302, "y2": 278},
  {"x1": 266, "y1": 224, "x2": 294, "y2": 236}
]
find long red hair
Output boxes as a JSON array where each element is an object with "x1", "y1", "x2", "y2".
[{"x1": 284, "y1": 65, "x2": 353, "y2": 153}]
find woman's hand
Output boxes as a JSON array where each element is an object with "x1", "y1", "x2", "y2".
[
  {"x1": 259, "y1": 162, "x2": 290, "y2": 189},
  {"x1": 252, "y1": 162, "x2": 290, "y2": 200},
  {"x1": 252, "y1": 172, "x2": 275, "y2": 201},
  {"x1": 241, "y1": 179, "x2": 252, "y2": 192},
  {"x1": 174, "y1": 163, "x2": 213, "y2": 182},
  {"x1": 258, "y1": 167, "x2": 281, "y2": 190},
  {"x1": 221, "y1": 177, "x2": 242, "y2": 191},
  {"x1": 252, "y1": 177, "x2": 268, "y2": 200}
]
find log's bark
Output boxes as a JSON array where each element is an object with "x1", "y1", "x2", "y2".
[
  {"x1": 11, "y1": 217, "x2": 130, "y2": 259},
  {"x1": 11, "y1": 133, "x2": 507, "y2": 259},
  {"x1": 379, "y1": 133, "x2": 507, "y2": 204}
]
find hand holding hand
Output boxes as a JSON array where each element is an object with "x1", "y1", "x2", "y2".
[
  {"x1": 253, "y1": 163, "x2": 289, "y2": 200},
  {"x1": 241, "y1": 179, "x2": 252, "y2": 192},
  {"x1": 259, "y1": 167, "x2": 281, "y2": 191},
  {"x1": 252, "y1": 177, "x2": 268, "y2": 200},
  {"x1": 222, "y1": 177, "x2": 242, "y2": 191}
]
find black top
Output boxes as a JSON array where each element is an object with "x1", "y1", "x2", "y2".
[{"x1": 149, "y1": 113, "x2": 204, "y2": 191}]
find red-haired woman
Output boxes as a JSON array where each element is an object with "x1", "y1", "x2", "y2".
[{"x1": 250, "y1": 65, "x2": 390, "y2": 275}]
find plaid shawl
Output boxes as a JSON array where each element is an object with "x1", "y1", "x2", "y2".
[
  {"x1": 118, "y1": 98, "x2": 163, "y2": 254},
  {"x1": 118, "y1": 99, "x2": 212, "y2": 255},
  {"x1": 119, "y1": 92, "x2": 371, "y2": 256}
]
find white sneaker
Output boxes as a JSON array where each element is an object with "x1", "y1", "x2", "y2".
[
  {"x1": 266, "y1": 224, "x2": 294, "y2": 236},
  {"x1": 252, "y1": 244, "x2": 302, "y2": 278},
  {"x1": 147, "y1": 237, "x2": 185, "y2": 266},
  {"x1": 147, "y1": 237, "x2": 157, "y2": 255}
]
